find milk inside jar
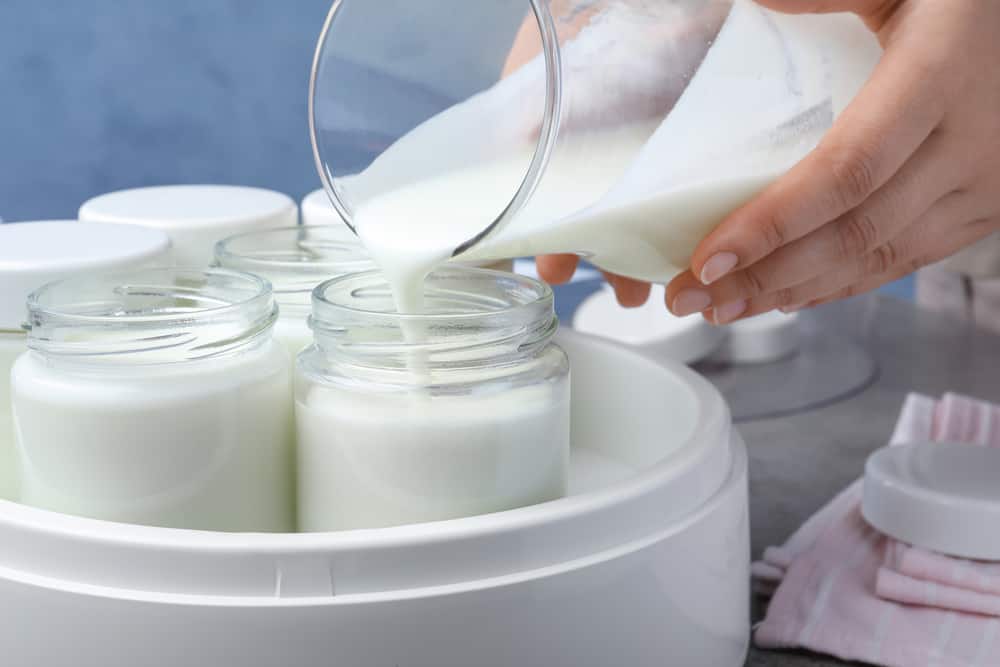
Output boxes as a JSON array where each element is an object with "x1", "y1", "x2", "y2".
[
  {"x1": 12, "y1": 268, "x2": 294, "y2": 531},
  {"x1": 214, "y1": 225, "x2": 375, "y2": 358},
  {"x1": 0, "y1": 221, "x2": 171, "y2": 501},
  {"x1": 296, "y1": 268, "x2": 570, "y2": 531},
  {"x1": 313, "y1": 0, "x2": 839, "y2": 313}
]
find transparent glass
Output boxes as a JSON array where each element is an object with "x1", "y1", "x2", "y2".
[
  {"x1": 0, "y1": 330, "x2": 24, "y2": 501},
  {"x1": 13, "y1": 268, "x2": 295, "y2": 532},
  {"x1": 310, "y1": 0, "x2": 833, "y2": 282},
  {"x1": 214, "y1": 225, "x2": 375, "y2": 358},
  {"x1": 296, "y1": 267, "x2": 570, "y2": 531}
]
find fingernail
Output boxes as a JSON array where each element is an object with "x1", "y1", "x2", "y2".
[
  {"x1": 713, "y1": 300, "x2": 747, "y2": 325},
  {"x1": 779, "y1": 304, "x2": 804, "y2": 314},
  {"x1": 671, "y1": 289, "x2": 712, "y2": 316},
  {"x1": 700, "y1": 252, "x2": 739, "y2": 285}
]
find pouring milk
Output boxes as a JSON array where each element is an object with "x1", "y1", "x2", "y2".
[{"x1": 350, "y1": 0, "x2": 838, "y2": 315}]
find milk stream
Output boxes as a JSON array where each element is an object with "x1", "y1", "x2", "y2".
[{"x1": 352, "y1": 0, "x2": 833, "y2": 317}]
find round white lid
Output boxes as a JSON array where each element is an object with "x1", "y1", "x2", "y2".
[
  {"x1": 0, "y1": 221, "x2": 171, "y2": 329},
  {"x1": 572, "y1": 285, "x2": 727, "y2": 364},
  {"x1": 79, "y1": 185, "x2": 296, "y2": 230},
  {"x1": 863, "y1": 442, "x2": 1000, "y2": 560},
  {"x1": 300, "y1": 188, "x2": 351, "y2": 228},
  {"x1": 715, "y1": 310, "x2": 800, "y2": 364}
]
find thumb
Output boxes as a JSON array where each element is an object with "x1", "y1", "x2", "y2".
[{"x1": 755, "y1": 0, "x2": 901, "y2": 28}]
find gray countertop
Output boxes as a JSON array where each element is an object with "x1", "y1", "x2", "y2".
[{"x1": 737, "y1": 296, "x2": 1000, "y2": 666}]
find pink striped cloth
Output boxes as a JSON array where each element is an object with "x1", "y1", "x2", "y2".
[{"x1": 754, "y1": 393, "x2": 1000, "y2": 666}]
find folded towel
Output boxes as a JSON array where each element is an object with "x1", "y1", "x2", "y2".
[
  {"x1": 877, "y1": 542, "x2": 1000, "y2": 617},
  {"x1": 754, "y1": 392, "x2": 1000, "y2": 666},
  {"x1": 883, "y1": 542, "x2": 1000, "y2": 598},
  {"x1": 754, "y1": 393, "x2": 937, "y2": 586}
]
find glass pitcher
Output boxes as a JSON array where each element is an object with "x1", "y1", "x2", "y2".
[{"x1": 309, "y1": 0, "x2": 836, "y2": 284}]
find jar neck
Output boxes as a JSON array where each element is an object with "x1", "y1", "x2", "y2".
[
  {"x1": 214, "y1": 225, "x2": 374, "y2": 323},
  {"x1": 26, "y1": 268, "x2": 277, "y2": 366},
  {"x1": 308, "y1": 267, "x2": 558, "y2": 375}
]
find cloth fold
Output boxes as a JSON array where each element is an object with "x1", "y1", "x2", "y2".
[{"x1": 754, "y1": 392, "x2": 1000, "y2": 666}]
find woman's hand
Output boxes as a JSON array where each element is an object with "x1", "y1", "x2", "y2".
[{"x1": 664, "y1": 0, "x2": 1000, "y2": 324}]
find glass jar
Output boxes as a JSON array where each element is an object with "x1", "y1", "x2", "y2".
[
  {"x1": 296, "y1": 267, "x2": 570, "y2": 531},
  {"x1": 310, "y1": 0, "x2": 834, "y2": 283},
  {"x1": 12, "y1": 268, "x2": 294, "y2": 532},
  {"x1": 0, "y1": 220, "x2": 172, "y2": 502},
  {"x1": 0, "y1": 330, "x2": 23, "y2": 500},
  {"x1": 214, "y1": 225, "x2": 375, "y2": 358}
]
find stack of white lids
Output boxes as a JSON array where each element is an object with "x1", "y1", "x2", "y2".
[{"x1": 79, "y1": 185, "x2": 296, "y2": 267}]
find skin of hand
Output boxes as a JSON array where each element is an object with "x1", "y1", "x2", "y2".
[{"x1": 540, "y1": 0, "x2": 1000, "y2": 318}]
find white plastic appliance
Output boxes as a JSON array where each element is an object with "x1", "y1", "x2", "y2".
[{"x1": 0, "y1": 330, "x2": 748, "y2": 667}]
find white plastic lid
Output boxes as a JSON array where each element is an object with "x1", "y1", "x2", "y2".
[
  {"x1": 301, "y1": 188, "x2": 340, "y2": 226},
  {"x1": 572, "y1": 285, "x2": 727, "y2": 364},
  {"x1": 0, "y1": 221, "x2": 171, "y2": 330},
  {"x1": 301, "y1": 187, "x2": 363, "y2": 236},
  {"x1": 863, "y1": 442, "x2": 1000, "y2": 560},
  {"x1": 714, "y1": 310, "x2": 800, "y2": 364},
  {"x1": 79, "y1": 185, "x2": 297, "y2": 267},
  {"x1": 300, "y1": 190, "x2": 366, "y2": 245}
]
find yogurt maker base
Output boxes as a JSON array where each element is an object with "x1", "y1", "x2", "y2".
[{"x1": 0, "y1": 330, "x2": 749, "y2": 667}]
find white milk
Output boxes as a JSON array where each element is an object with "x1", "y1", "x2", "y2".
[
  {"x1": 356, "y1": 140, "x2": 790, "y2": 309},
  {"x1": 352, "y1": 0, "x2": 832, "y2": 314},
  {"x1": 12, "y1": 268, "x2": 294, "y2": 532},
  {"x1": 274, "y1": 318, "x2": 315, "y2": 360},
  {"x1": 355, "y1": 124, "x2": 658, "y2": 314},
  {"x1": 0, "y1": 333, "x2": 24, "y2": 500},
  {"x1": 13, "y1": 341, "x2": 295, "y2": 531},
  {"x1": 295, "y1": 268, "x2": 570, "y2": 531},
  {"x1": 297, "y1": 381, "x2": 569, "y2": 531},
  {"x1": 0, "y1": 221, "x2": 172, "y2": 502}
]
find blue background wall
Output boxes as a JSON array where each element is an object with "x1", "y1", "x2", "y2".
[{"x1": 0, "y1": 0, "x2": 334, "y2": 222}]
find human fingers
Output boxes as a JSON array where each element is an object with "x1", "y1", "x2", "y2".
[
  {"x1": 688, "y1": 19, "x2": 947, "y2": 287},
  {"x1": 602, "y1": 272, "x2": 652, "y2": 308},
  {"x1": 754, "y1": 0, "x2": 904, "y2": 31},
  {"x1": 535, "y1": 254, "x2": 580, "y2": 284},
  {"x1": 685, "y1": 129, "x2": 956, "y2": 308},
  {"x1": 799, "y1": 219, "x2": 1000, "y2": 310},
  {"x1": 713, "y1": 191, "x2": 992, "y2": 321}
]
